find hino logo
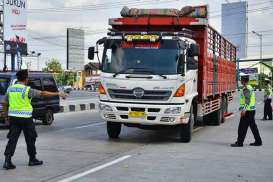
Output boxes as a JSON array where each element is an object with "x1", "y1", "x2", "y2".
[{"x1": 133, "y1": 87, "x2": 145, "y2": 98}]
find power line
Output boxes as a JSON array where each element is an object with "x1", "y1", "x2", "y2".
[{"x1": 28, "y1": 0, "x2": 182, "y2": 13}]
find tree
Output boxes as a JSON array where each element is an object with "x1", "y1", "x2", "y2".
[
  {"x1": 42, "y1": 59, "x2": 63, "y2": 73},
  {"x1": 42, "y1": 59, "x2": 76, "y2": 86}
]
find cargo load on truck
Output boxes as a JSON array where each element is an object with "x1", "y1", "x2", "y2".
[{"x1": 120, "y1": 5, "x2": 207, "y2": 18}]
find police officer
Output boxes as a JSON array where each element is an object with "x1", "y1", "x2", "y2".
[
  {"x1": 231, "y1": 75, "x2": 262, "y2": 147},
  {"x1": 3, "y1": 70, "x2": 67, "y2": 170},
  {"x1": 262, "y1": 79, "x2": 272, "y2": 120}
]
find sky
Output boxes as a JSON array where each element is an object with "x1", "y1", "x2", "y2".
[{"x1": 3, "y1": 0, "x2": 273, "y2": 70}]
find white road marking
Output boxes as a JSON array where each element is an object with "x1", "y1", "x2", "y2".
[
  {"x1": 74, "y1": 122, "x2": 105, "y2": 129},
  {"x1": 193, "y1": 127, "x2": 204, "y2": 133},
  {"x1": 56, "y1": 122, "x2": 105, "y2": 132},
  {"x1": 224, "y1": 114, "x2": 234, "y2": 120},
  {"x1": 58, "y1": 155, "x2": 132, "y2": 182}
]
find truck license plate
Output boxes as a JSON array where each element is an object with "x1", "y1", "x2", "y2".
[{"x1": 128, "y1": 111, "x2": 146, "y2": 118}]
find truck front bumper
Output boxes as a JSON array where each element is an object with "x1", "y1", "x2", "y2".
[{"x1": 99, "y1": 101, "x2": 189, "y2": 126}]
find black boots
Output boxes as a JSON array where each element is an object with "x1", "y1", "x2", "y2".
[
  {"x1": 3, "y1": 156, "x2": 16, "y2": 170},
  {"x1": 28, "y1": 157, "x2": 43, "y2": 166},
  {"x1": 3, "y1": 156, "x2": 43, "y2": 169},
  {"x1": 230, "y1": 142, "x2": 243, "y2": 147},
  {"x1": 250, "y1": 142, "x2": 263, "y2": 146}
]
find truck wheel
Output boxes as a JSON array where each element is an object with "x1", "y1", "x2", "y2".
[
  {"x1": 221, "y1": 97, "x2": 227, "y2": 123},
  {"x1": 211, "y1": 106, "x2": 222, "y2": 126},
  {"x1": 107, "y1": 121, "x2": 121, "y2": 139},
  {"x1": 178, "y1": 105, "x2": 194, "y2": 143},
  {"x1": 42, "y1": 110, "x2": 54, "y2": 125}
]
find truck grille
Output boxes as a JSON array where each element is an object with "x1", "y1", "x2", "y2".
[{"x1": 108, "y1": 89, "x2": 172, "y2": 101}]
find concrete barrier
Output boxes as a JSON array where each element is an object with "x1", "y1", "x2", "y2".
[{"x1": 59, "y1": 103, "x2": 96, "y2": 113}]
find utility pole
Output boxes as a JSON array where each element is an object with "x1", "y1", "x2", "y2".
[{"x1": 0, "y1": 2, "x2": 4, "y2": 70}]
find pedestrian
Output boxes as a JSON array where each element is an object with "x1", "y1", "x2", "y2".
[
  {"x1": 231, "y1": 75, "x2": 262, "y2": 147},
  {"x1": 262, "y1": 79, "x2": 272, "y2": 120},
  {"x1": 3, "y1": 69, "x2": 68, "y2": 170}
]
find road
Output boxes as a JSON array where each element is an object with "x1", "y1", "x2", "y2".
[
  {"x1": 0, "y1": 91, "x2": 273, "y2": 182},
  {"x1": 61, "y1": 91, "x2": 99, "y2": 106}
]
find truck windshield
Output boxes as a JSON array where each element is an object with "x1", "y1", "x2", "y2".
[
  {"x1": 102, "y1": 39, "x2": 181, "y2": 75},
  {"x1": 0, "y1": 78, "x2": 10, "y2": 95}
]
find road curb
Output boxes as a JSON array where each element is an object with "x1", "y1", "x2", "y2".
[{"x1": 59, "y1": 103, "x2": 96, "y2": 113}]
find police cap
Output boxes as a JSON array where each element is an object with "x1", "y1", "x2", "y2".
[{"x1": 240, "y1": 75, "x2": 249, "y2": 82}]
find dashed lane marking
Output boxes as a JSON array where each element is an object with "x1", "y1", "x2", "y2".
[
  {"x1": 74, "y1": 122, "x2": 105, "y2": 129},
  {"x1": 58, "y1": 155, "x2": 132, "y2": 182},
  {"x1": 56, "y1": 122, "x2": 105, "y2": 132}
]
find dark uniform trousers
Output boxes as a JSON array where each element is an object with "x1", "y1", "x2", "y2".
[
  {"x1": 264, "y1": 99, "x2": 272, "y2": 120},
  {"x1": 237, "y1": 111, "x2": 262, "y2": 144},
  {"x1": 4, "y1": 117, "x2": 37, "y2": 158}
]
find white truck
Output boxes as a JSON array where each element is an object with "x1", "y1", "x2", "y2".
[{"x1": 88, "y1": 6, "x2": 236, "y2": 142}]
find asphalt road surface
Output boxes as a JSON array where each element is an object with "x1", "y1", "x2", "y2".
[
  {"x1": 61, "y1": 91, "x2": 99, "y2": 106},
  {"x1": 0, "y1": 91, "x2": 272, "y2": 182}
]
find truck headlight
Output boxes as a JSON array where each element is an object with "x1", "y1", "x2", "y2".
[
  {"x1": 164, "y1": 107, "x2": 181, "y2": 114},
  {"x1": 99, "y1": 103, "x2": 113, "y2": 111}
]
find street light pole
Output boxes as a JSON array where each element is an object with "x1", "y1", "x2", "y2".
[
  {"x1": 252, "y1": 31, "x2": 263, "y2": 87},
  {"x1": 37, "y1": 53, "x2": 41, "y2": 71}
]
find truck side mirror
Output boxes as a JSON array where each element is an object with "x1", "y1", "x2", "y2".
[
  {"x1": 188, "y1": 44, "x2": 200, "y2": 57},
  {"x1": 88, "y1": 47, "x2": 95, "y2": 60}
]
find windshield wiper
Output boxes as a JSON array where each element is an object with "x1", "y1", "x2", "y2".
[
  {"x1": 132, "y1": 69, "x2": 167, "y2": 79},
  {"x1": 113, "y1": 67, "x2": 143, "y2": 78},
  {"x1": 113, "y1": 68, "x2": 167, "y2": 79}
]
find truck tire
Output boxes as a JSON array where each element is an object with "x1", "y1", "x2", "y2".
[
  {"x1": 42, "y1": 110, "x2": 54, "y2": 125},
  {"x1": 211, "y1": 106, "x2": 222, "y2": 126},
  {"x1": 107, "y1": 121, "x2": 122, "y2": 139},
  {"x1": 178, "y1": 105, "x2": 194, "y2": 143},
  {"x1": 221, "y1": 97, "x2": 227, "y2": 123}
]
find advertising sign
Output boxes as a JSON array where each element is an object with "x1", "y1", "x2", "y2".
[
  {"x1": 67, "y1": 28, "x2": 85, "y2": 71},
  {"x1": 239, "y1": 68, "x2": 258, "y2": 74},
  {"x1": 4, "y1": 40, "x2": 27, "y2": 55},
  {"x1": 4, "y1": 0, "x2": 27, "y2": 43}
]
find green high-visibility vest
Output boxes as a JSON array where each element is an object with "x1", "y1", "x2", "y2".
[
  {"x1": 7, "y1": 83, "x2": 33, "y2": 118},
  {"x1": 240, "y1": 85, "x2": 256, "y2": 111}
]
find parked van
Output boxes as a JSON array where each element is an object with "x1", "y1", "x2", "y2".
[{"x1": 0, "y1": 72, "x2": 60, "y2": 125}]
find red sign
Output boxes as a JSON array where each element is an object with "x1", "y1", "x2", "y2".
[{"x1": 121, "y1": 41, "x2": 160, "y2": 49}]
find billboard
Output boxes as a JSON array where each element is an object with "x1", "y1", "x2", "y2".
[
  {"x1": 4, "y1": 40, "x2": 27, "y2": 55},
  {"x1": 222, "y1": 2, "x2": 248, "y2": 59},
  {"x1": 4, "y1": 0, "x2": 27, "y2": 43},
  {"x1": 239, "y1": 68, "x2": 258, "y2": 74},
  {"x1": 67, "y1": 28, "x2": 85, "y2": 71}
]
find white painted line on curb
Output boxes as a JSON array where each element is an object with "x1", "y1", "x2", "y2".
[{"x1": 58, "y1": 155, "x2": 132, "y2": 182}]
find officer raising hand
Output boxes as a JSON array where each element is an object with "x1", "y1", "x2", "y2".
[
  {"x1": 231, "y1": 75, "x2": 262, "y2": 147},
  {"x1": 3, "y1": 69, "x2": 68, "y2": 170}
]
